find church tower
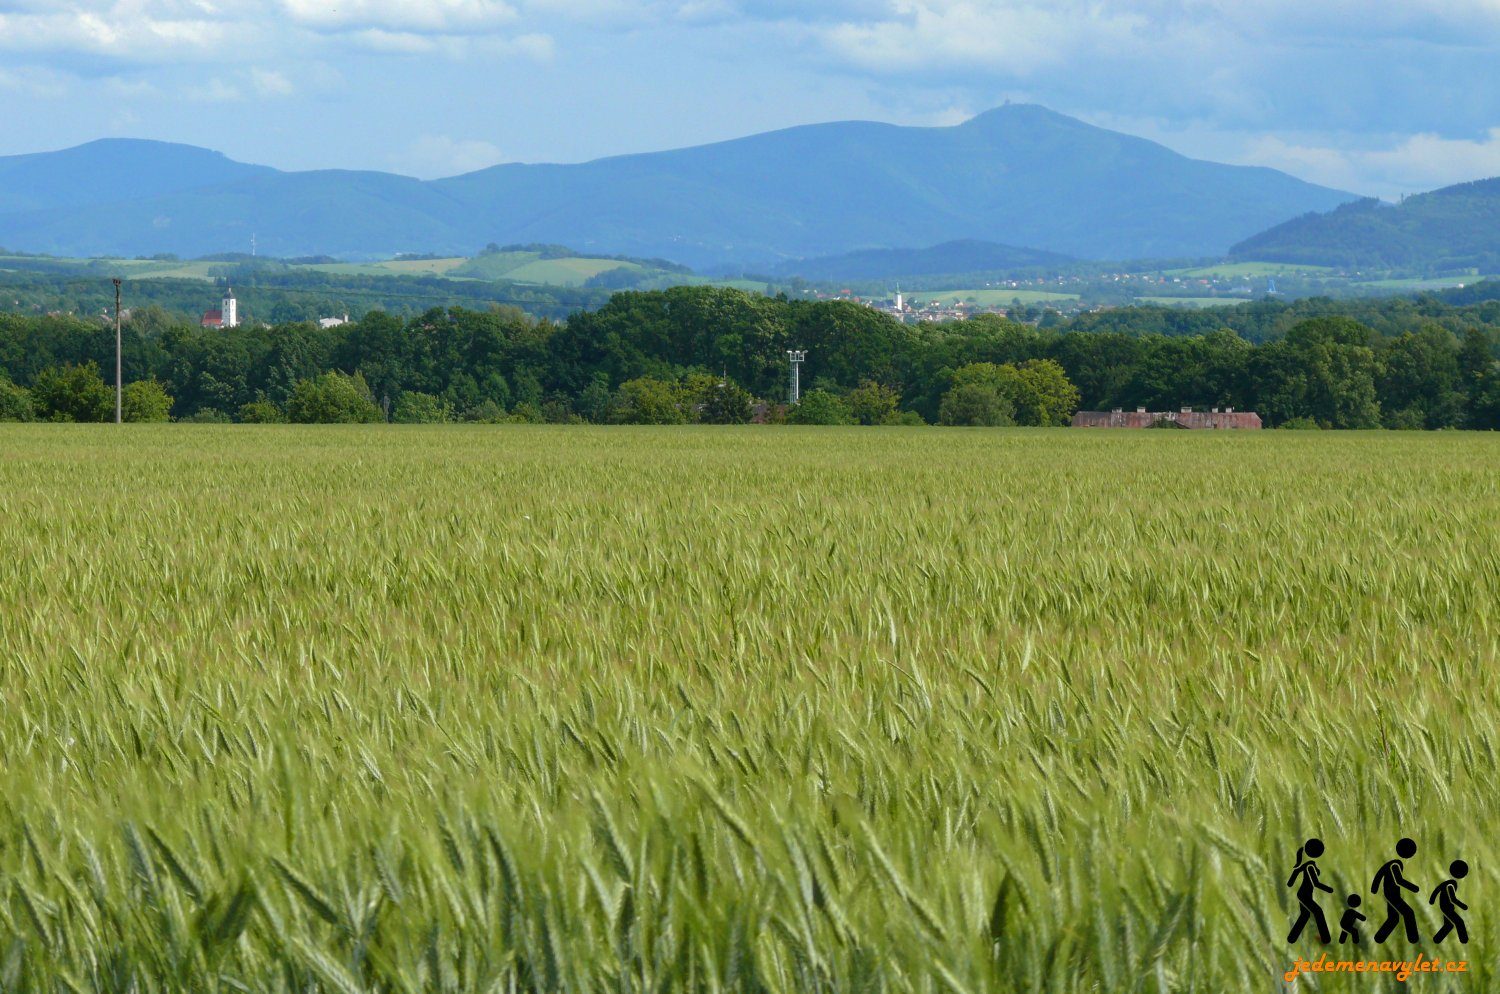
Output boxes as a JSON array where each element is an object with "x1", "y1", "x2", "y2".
[{"x1": 222, "y1": 287, "x2": 239, "y2": 328}]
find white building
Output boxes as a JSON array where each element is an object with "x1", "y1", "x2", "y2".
[{"x1": 201, "y1": 287, "x2": 240, "y2": 329}]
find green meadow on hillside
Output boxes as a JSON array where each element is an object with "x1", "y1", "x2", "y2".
[
  {"x1": 295, "y1": 258, "x2": 471, "y2": 279},
  {"x1": 450, "y1": 250, "x2": 645, "y2": 285}
]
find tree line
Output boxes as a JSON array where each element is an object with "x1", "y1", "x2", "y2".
[
  {"x1": 0, "y1": 263, "x2": 604, "y2": 326},
  {"x1": 0, "y1": 285, "x2": 1496, "y2": 428}
]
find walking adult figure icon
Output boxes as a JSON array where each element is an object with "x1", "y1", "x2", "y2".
[
  {"x1": 1372, "y1": 838, "x2": 1421, "y2": 943},
  {"x1": 1287, "y1": 838, "x2": 1334, "y2": 943},
  {"x1": 1431, "y1": 860, "x2": 1470, "y2": 944}
]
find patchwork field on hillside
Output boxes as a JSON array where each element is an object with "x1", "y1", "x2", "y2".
[
  {"x1": 0, "y1": 427, "x2": 1495, "y2": 991},
  {"x1": 296, "y1": 258, "x2": 471, "y2": 278},
  {"x1": 449, "y1": 251, "x2": 643, "y2": 286}
]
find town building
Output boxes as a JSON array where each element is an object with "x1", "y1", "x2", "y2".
[
  {"x1": 1071, "y1": 407, "x2": 1263, "y2": 429},
  {"x1": 201, "y1": 287, "x2": 239, "y2": 329}
]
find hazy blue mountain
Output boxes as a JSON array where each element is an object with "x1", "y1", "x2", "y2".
[
  {"x1": 769, "y1": 239, "x2": 1073, "y2": 281},
  {"x1": 0, "y1": 139, "x2": 273, "y2": 216},
  {"x1": 0, "y1": 107, "x2": 1356, "y2": 265},
  {"x1": 1230, "y1": 178, "x2": 1500, "y2": 271},
  {"x1": 1, "y1": 169, "x2": 470, "y2": 260},
  {"x1": 432, "y1": 105, "x2": 1354, "y2": 264}
]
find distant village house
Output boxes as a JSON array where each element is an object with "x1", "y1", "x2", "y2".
[{"x1": 1072, "y1": 407, "x2": 1263, "y2": 429}]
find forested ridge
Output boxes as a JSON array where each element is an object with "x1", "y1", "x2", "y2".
[
  {"x1": 1, "y1": 285, "x2": 1498, "y2": 429},
  {"x1": 1230, "y1": 178, "x2": 1500, "y2": 271},
  {"x1": 0, "y1": 262, "x2": 606, "y2": 323}
]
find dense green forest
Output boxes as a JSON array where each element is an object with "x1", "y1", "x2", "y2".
[{"x1": 1, "y1": 285, "x2": 1497, "y2": 429}]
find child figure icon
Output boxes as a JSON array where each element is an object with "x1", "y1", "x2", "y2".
[
  {"x1": 1430, "y1": 860, "x2": 1470, "y2": 945},
  {"x1": 1338, "y1": 894, "x2": 1365, "y2": 943}
]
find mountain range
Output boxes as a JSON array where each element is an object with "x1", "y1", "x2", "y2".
[
  {"x1": 0, "y1": 105, "x2": 1356, "y2": 268},
  {"x1": 1230, "y1": 178, "x2": 1500, "y2": 271}
]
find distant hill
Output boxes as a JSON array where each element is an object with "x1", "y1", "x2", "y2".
[
  {"x1": 0, "y1": 106, "x2": 1355, "y2": 266},
  {"x1": 0, "y1": 139, "x2": 272, "y2": 215},
  {"x1": 0, "y1": 168, "x2": 466, "y2": 263},
  {"x1": 430, "y1": 105, "x2": 1355, "y2": 264},
  {"x1": 1230, "y1": 178, "x2": 1500, "y2": 271},
  {"x1": 770, "y1": 239, "x2": 1073, "y2": 281}
]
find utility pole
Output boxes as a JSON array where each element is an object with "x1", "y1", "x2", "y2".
[
  {"x1": 113, "y1": 278, "x2": 122, "y2": 424},
  {"x1": 786, "y1": 349, "x2": 807, "y2": 405}
]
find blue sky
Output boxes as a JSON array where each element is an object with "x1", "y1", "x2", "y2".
[{"x1": 1, "y1": 1, "x2": 1498, "y2": 198}]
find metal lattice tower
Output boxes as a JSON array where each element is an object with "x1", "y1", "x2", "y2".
[
  {"x1": 112, "y1": 278, "x2": 122, "y2": 425},
  {"x1": 786, "y1": 350, "x2": 807, "y2": 405}
]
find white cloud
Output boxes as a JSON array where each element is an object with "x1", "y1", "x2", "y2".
[
  {"x1": 348, "y1": 28, "x2": 443, "y2": 52},
  {"x1": 279, "y1": 0, "x2": 517, "y2": 32},
  {"x1": 5, "y1": 0, "x2": 1500, "y2": 68},
  {"x1": 1206, "y1": 0, "x2": 1500, "y2": 42},
  {"x1": 476, "y1": 31, "x2": 555, "y2": 59},
  {"x1": 1245, "y1": 130, "x2": 1500, "y2": 198},
  {"x1": 0, "y1": 5, "x2": 235, "y2": 61},
  {"x1": 517, "y1": 0, "x2": 709, "y2": 23},
  {"x1": 822, "y1": 2, "x2": 1148, "y2": 74},
  {"x1": 186, "y1": 78, "x2": 242, "y2": 102},
  {"x1": 345, "y1": 26, "x2": 553, "y2": 57},
  {"x1": 810, "y1": 0, "x2": 1500, "y2": 75},
  {"x1": 250, "y1": 67, "x2": 294, "y2": 96},
  {"x1": 104, "y1": 75, "x2": 160, "y2": 98},
  {"x1": 0, "y1": 0, "x2": 534, "y2": 62},
  {"x1": 390, "y1": 135, "x2": 507, "y2": 177},
  {"x1": 0, "y1": 65, "x2": 71, "y2": 97}
]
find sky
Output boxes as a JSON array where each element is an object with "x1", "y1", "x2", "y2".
[{"x1": 1, "y1": 1, "x2": 1499, "y2": 198}]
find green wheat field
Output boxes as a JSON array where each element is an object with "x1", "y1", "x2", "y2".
[{"x1": 0, "y1": 426, "x2": 1496, "y2": 992}]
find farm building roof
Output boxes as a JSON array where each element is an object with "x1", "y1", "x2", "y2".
[{"x1": 1072, "y1": 409, "x2": 1262, "y2": 429}]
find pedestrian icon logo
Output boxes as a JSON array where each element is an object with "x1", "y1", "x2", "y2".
[
  {"x1": 1285, "y1": 838, "x2": 1470, "y2": 946},
  {"x1": 1371, "y1": 838, "x2": 1421, "y2": 944},
  {"x1": 1339, "y1": 895, "x2": 1365, "y2": 944},
  {"x1": 1431, "y1": 861, "x2": 1469, "y2": 945},
  {"x1": 1286, "y1": 838, "x2": 1334, "y2": 944}
]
